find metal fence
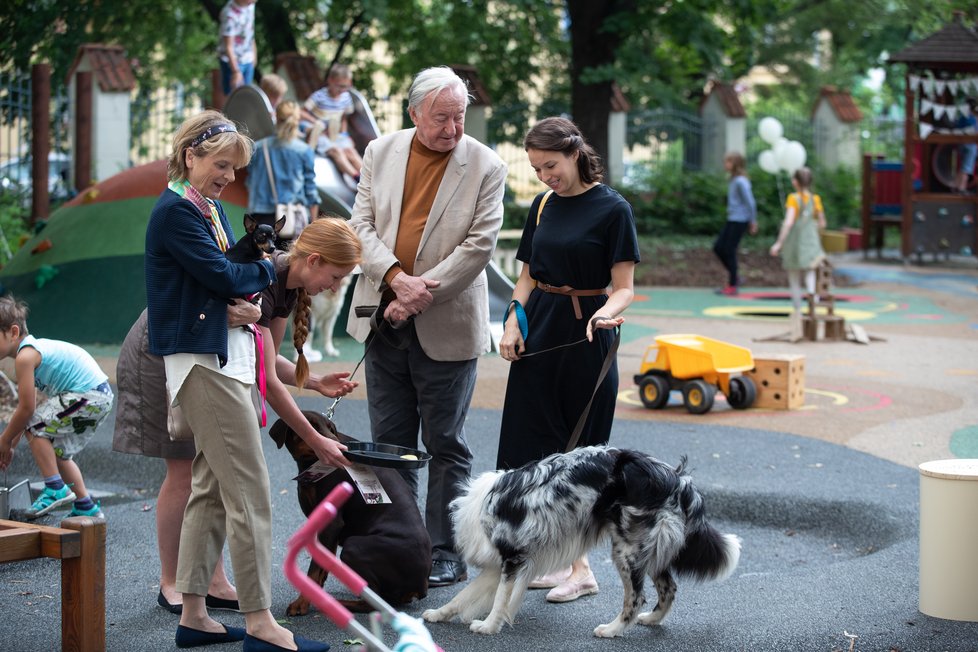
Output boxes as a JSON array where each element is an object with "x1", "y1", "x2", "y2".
[
  {"x1": 129, "y1": 83, "x2": 209, "y2": 166},
  {"x1": 623, "y1": 103, "x2": 904, "y2": 174},
  {"x1": 2, "y1": 68, "x2": 908, "y2": 208},
  {"x1": 0, "y1": 69, "x2": 71, "y2": 192},
  {"x1": 626, "y1": 106, "x2": 704, "y2": 171}
]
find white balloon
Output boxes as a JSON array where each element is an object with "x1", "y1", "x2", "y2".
[
  {"x1": 772, "y1": 137, "x2": 789, "y2": 163},
  {"x1": 780, "y1": 141, "x2": 807, "y2": 174},
  {"x1": 758, "y1": 149, "x2": 780, "y2": 175},
  {"x1": 758, "y1": 117, "x2": 784, "y2": 145}
]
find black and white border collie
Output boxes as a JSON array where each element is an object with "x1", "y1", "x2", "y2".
[{"x1": 422, "y1": 446, "x2": 741, "y2": 637}]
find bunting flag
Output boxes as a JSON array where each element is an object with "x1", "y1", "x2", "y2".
[
  {"x1": 921, "y1": 98, "x2": 933, "y2": 115},
  {"x1": 919, "y1": 122, "x2": 934, "y2": 139},
  {"x1": 912, "y1": 74, "x2": 978, "y2": 99},
  {"x1": 933, "y1": 104, "x2": 946, "y2": 120}
]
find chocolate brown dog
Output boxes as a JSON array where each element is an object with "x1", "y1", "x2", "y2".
[{"x1": 269, "y1": 410, "x2": 431, "y2": 614}]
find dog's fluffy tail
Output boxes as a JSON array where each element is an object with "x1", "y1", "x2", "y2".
[{"x1": 671, "y1": 477, "x2": 741, "y2": 582}]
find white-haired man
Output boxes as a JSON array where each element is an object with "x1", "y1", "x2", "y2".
[{"x1": 347, "y1": 66, "x2": 507, "y2": 587}]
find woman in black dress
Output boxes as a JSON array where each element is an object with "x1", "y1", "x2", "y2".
[{"x1": 497, "y1": 117, "x2": 640, "y2": 602}]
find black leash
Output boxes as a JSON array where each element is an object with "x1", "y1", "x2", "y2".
[
  {"x1": 510, "y1": 315, "x2": 621, "y2": 453},
  {"x1": 324, "y1": 304, "x2": 411, "y2": 420},
  {"x1": 565, "y1": 320, "x2": 621, "y2": 453}
]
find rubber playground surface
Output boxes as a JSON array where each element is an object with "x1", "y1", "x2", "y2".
[{"x1": 1, "y1": 251, "x2": 977, "y2": 651}]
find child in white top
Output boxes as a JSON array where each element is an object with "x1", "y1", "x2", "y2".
[
  {"x1": 301, "y1": 64, "x2": 363, "y2": 181},
  {"x1": 217, "y1": 0, "x2": 258, "y2": 95}
]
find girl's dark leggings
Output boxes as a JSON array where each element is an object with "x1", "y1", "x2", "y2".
[{"x1": 713, "y1": 221, "x2": 750, "y2": 287}]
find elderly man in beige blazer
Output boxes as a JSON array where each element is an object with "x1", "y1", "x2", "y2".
[{"x1": 346, "y1": 66, "x2": 507, "y2": 587}]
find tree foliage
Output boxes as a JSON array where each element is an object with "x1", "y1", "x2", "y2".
[
  {"x1": 0, "y1": 0, "x2": 215, "y2": 88},
  {"x1": 2, "y1": 0, "x2": 974, "y2": 160},
  {"x1": 745, "y1": 0, "x2": 972, "y2": 107},
  {"x1": 306, "y1": 0, "x2": 567, "y2": 144}
]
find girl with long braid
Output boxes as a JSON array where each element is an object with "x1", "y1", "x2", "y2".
[{"x1": 257, "y1": 216, "x2": 363, "y2": 466}]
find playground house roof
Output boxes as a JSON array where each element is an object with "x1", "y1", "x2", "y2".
[
  {"x1": 699, "y1": 81, "x2": 745, "y2": 118},
  {"x1": 812, "y1": 86, "x2": 863, "y2": 123},
  {"x1": 451, "y1": 65, "x2": 492, "y2": 107},
  {"x1": 888, "y1": 11, "x2": 978, "y2": 70},
  {"x1": 65, "y1": 44, "x2": 136, "y2": 92}
]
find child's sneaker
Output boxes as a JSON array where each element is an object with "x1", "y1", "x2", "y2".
[
  {"x1": 26, "y1": 485, "x2": 77, "y2": 519},
  {"x1": 69, "y1": 501, "x2": 105, "y2": 520}
]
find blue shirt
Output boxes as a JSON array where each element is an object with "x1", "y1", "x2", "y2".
[
  {"x1": 727, "y1": 175, "x2": 757, "y2": 224},
  {"x1": 246, "y1": 136, "x2": 318, "y2": 213},
  {"x1": 18, "y1": 335, "x2": 107, "y2": 395}
]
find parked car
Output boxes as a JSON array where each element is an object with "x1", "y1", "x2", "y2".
[
  {"x1": 620, "y1": 160, "x2": 653, "y2": 192},
  {"x1": 0, "y1": 152, "x2": 72, "y2": 205}
]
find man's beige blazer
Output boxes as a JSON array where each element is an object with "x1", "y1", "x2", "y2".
[{"x1": 345, "y1": 129, "x2": 507, "y2": 361}]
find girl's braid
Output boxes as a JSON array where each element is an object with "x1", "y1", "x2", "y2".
[{"x1": 292, "y1": 288, "x2": 312, "y2": 390}]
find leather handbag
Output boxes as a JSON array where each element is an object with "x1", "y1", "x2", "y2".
[{"x1": 262, "y1": 142, "x2": 309, "y2": 239}]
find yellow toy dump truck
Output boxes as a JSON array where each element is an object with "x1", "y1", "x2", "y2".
[{"x1": 633, "y1": 334, "x2": 757, "y2": 414}]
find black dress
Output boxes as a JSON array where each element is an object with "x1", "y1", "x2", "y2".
[{"x1": 496, "y1": 184, "x2": 640, "y2": 470}]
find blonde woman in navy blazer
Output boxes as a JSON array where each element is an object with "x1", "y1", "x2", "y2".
[{"x1": 145, "y1": 110, "x2": 331, "y2": 652}]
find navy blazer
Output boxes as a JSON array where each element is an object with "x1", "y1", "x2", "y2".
[{"x1": 145, "y1": 189, "x2": 274, "y2": 365}]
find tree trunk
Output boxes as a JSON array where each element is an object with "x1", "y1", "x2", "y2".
[
  {"x1": 567, "y1": 0, "x2": 634, "y2": 166},
  {"x1": 256, "y1": 1, "x2": 298, "y2": 67}
]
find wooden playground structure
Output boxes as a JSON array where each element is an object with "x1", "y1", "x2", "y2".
[
  {"x1": 861, "y1": 12, "x2": 978, "y2": 262},
  {"x1": 0, "y1": 516, "x2": 106, "y2": 652}
]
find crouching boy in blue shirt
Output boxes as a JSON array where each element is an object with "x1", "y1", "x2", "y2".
[{"x1": 0, "y1": 295, "x2": 113, "y2": 519}]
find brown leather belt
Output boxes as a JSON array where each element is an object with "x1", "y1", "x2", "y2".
[{"x1": 535, "y1": 283, "x2": 607, "y2": 319}]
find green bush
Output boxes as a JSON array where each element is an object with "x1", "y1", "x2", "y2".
[
  {"x1": 618, "y1": 163, "x2": 861, "y2": 237},
  {"x1": 0, "y1": 192, "x2": 31, "y2": 264},
  {"x1": 813, "y1": 165, "x2": 861, "y2": 229},
  {"x1": 502, "y1": 199, "x2": 530, "y2": 230}
]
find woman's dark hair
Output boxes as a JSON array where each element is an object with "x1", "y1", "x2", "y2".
[{"x1": 523, "y1": 117, "x2": 604, "y2": 184}]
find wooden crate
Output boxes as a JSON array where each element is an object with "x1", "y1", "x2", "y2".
[{"x1": 745, "y1": 354, "x2": 805, "y2": 410}]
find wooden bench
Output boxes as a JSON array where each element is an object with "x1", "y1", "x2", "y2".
[{"x1": 0, "y1": 516, "x2": 106, "y2": 652}]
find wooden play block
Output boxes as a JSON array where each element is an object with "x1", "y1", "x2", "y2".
[
  {"x1": 745, "y1": 354, "x2": 805, "y2": 410},
  {"x1": 803, "y1": 314, "x2": 846, "y2": 341}
]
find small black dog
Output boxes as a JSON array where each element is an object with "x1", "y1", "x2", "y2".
[
  {"x1": 270, "y1": 411, "x2": 432, "y2": 615},
  {"x1": 225, "y1": 214, "x2": 284, "y2": 264}
]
